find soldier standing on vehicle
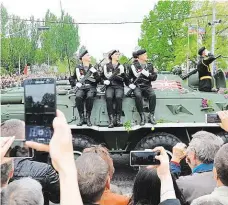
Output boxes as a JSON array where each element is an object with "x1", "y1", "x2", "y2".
[
  {"x1": 102, "y1": 50, "x2": 129, "y2": 128},
  {"x1": 128, "y1": 49, "x2": 157, "y2": 125},
  {"x1": 197, "y1": 47, "x2": 221, "y2": 92},
  {"x1": 70, "y1": 49, "x2": 100, "y2": 126}
]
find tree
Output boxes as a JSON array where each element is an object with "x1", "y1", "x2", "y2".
[
  {"x1": 139, "y1": 0, "x2": 228, "y2": 70},
  {"x1": 0, "y1": 4, "x2": 80, "y2": 73},
  {"x1": 119, "y1": 55, "x2": 129, "y2": 65},
  {"x1": 139, "y1": 1, "x2": 192, "y2": 70}
]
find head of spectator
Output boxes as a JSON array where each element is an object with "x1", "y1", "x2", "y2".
[
  {"x1": 214, "y1": 143, "x2": 228, "y2": 187},
  {"x1": 129, "y1": 168, "x2": 186, "y2": 205},
  {"x1": 83, "y1": 144, "x2": 114, "y2": 179},
  {"x1": 1, "y1": 120, "x2": 29, "y2": 157},
  {"x1": 1, "y1": 160, "x2": 14, "y2": 190},
  {"x1": 76, "y1": 152, "x2": 109, "y2": 204},
  {"x1": 186, "y1": 131, "x2": 223, "y2": 171},
  {"x1": 1, "y1": 177, "x2": 44, "y2": 205},
  {"x1": 1, "y1": 119, "x2": 25, "y2": 140}
]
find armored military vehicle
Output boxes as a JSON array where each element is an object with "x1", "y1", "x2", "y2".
[{"x1": 1, "y1": 70, "x2": 228, "y2": 157}]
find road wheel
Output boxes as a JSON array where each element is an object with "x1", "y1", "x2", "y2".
[
  {"x1": 135, "y1": 132, "x2": 181, "y2": 158},
  {"x1": 72, "y1": 134, "x2": 97, "y2": 153}
]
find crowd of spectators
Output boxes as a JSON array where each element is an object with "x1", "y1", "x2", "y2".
[
  {"x1": 1, "y1": 110, "x2": 228, "y2": 205},
  {"x1": 0, "y1": 72, "x2": 69, "y2": 89}
]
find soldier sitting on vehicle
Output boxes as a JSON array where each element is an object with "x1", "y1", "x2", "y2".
[
  {"x1": 102, "y1": 50, "x2": 129, "y2": 128},
  {"x1": 128, "y1": 49, "x2": 157, "y2": 125},
  {"x1": 69, "y1": 49, "x2": 101, "y2": 126}
]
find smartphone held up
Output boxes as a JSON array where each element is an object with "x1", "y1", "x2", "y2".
[
  {"x1": 24, "y1": 78, "x2": 57, "y2": 144},
  {"x1": 130, "y1": 150, "x2": 160, "y2": 166},
  {"x1": 5, "y1": 139, "x2": 34, "y2": 158}
]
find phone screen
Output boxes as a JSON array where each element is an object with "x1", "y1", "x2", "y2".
[
  {"x1": 24, "y1": 78, "x2": 56, "y2": 144},
  {"x1": 6, "y1": 140, "x2": 34, "y2": 158},
  {"x1": 130, "y1": 151, "x2": 160, "y2": 166},
  {"x1": 205, "y1": 114, "x2": 221, "y2": 123}
]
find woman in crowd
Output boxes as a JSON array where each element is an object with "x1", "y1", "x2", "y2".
[{"x1": 128, "y1": 168, "x2": 187, "y2": 205}]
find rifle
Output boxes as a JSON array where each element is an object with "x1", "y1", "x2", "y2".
[
  {"x1": 180, "y1": 55, "x2": 222, "y2": 80},
  {"x1": 74, "y1": 70, "x2": 92, "y2": 93},
  {"x1": 123, "y1": 57, "x2": 133, "y2": 67},
  {"x1": 125, "y1": 73, "x2": 142, "y2": 97},
  {"x1": 100, "y1": 67, "x2": 120, "y2": 92},
  {"x1": 95, "y1": 58, "x2": 105, "y2": 70}
]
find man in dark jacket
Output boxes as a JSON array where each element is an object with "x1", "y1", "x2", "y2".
[
  {"x1": 70, "y1": 49, "x2": 101, "y2": 126},
  {"x1": 170, "y1": 131, "x2": 223, "y2": 204},
  {"x1": 1, "y1": 119, "x2": 60, "y2": 205},
  {"x1": 128, "y1": 49, "x2": 157, "y2": 125}
]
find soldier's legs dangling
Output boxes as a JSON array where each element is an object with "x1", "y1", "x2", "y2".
[
  {"x1": 143, "y1": 87, "x2": 156, "y2": 124},
  {"x1": 85, "y1": 87, "x2": 97, "y2": 126},
  {"x1": 105, "y1": 87, "x2": 115, "y2": 128},
  {"x1": 114, "y1": 87, "x2": 124, "y2": 126},
  {"x1": 133, "y1": 87, "x2": 146, "y2": 125},
  {"x1": 75, "y1": 89, "x2": 86, "y2": 126}
]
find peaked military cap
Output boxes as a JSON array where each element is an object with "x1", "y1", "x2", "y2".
[
  {"x1": 136, "y1": 49, "x2": 147, "y2": 57},
  {"x1": 108, "y1": 50, "x2": 119, "y2": 60},
  {"x1": 79, "y1": 50, "x2": 88, "y2": 60},
  {"x1": 198, "y1": 47, "x2": 206, "y2": 56}
]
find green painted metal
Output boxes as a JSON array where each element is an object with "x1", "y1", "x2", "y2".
[{"x1": 1, "y1": 73, "x2": 227, "y2": 151}]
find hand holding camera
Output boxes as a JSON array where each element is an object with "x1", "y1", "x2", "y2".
[
  {"x1": 218, "y1": 110, "x2": 228, "y2": 132},
  {"x1": 147, "y1": 147, "x2": 170, "y2": 180},
  {"x1": 171, "y1": 142, "x2": 187, "y2": 163},
  {"x1": 1, "y1": 136, "x2": 15, "y2": 165}
]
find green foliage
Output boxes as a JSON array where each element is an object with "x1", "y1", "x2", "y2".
[
  {"x1": 139, "y1": 1, "x2": 192, "y2": 70},
  {"x1": 123, "y1": 120, "x2": 132, "y2": 132},
  {"x1": 119, "y1": 55, "x2": 129, "y2": 65},
  {"x1": 139, "y1": 1, "x2": 228, "y2": 70},
  {"x1": 90, "y1": 56, "x2": 97, "y2": 66},
  {"x1": 1, "y1": 4, "x2": 80, "y2": 71}
]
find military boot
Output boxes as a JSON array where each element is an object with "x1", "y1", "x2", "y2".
[
  {"x1": 86, "y1": 112, "x2": 92, "y2": 127},
  {"x1": 116, "y1": 114, "x2": 121, "y2": 127},
  {"x1": 149, "y1": 113, "x2": 156, "y2": 124},
  {"x1": 108, "y1": 115, "x2": 114, "y2": 128},
  {"x1": 139, "y1": 113, "x2": 146, "y2": 126},
  {"x1": 77, "y1": 112, "x2": 84, "y2": 126}
]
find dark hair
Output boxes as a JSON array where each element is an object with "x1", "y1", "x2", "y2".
[
  {"x1": 214, "y1": 144, "x2": 228, "y2": 186},
  {"x1": 129, "y1": 168, "x2": 187, "y2": 205}
]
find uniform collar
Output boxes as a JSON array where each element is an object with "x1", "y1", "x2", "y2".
[{"x1": 192, "y1": 163, "x2": 213, "y2": 174}]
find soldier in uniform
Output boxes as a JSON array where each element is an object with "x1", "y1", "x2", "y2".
[
  {"x1": 70, "y1": 50, "x2": 100, "y2": 126},
  {"x1": 128, "y1": 49, "x2": 157, "y2": 125},
  {"x1": 197, "y1": 47, "x2": 219, "y2": 92},
  {"x1": 102, "y1": 50, "x2": 129, "y2": 128}
]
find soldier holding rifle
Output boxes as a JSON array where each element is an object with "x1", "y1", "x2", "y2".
[
  {"x1": 128, "y1": 49, "x2": 157, "y2": 125},
  {"x1": 181, "y1": 46, "x2": 221, "y2": 92},
  {"x1": 70, "y1": 49, "x2": 100, "y2": 126},
  {"x1": 102, "y1": 50, "x2": 129, "y2": 128}
]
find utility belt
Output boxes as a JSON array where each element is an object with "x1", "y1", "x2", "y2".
[{"x1": 200, "y1": 76, "x2": 212, "y2": 81}]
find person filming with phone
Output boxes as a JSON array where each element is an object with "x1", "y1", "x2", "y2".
[{"x1": 1, "y1": 119, "x2": 60, "y2": 205}]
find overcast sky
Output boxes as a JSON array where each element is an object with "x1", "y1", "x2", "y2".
[{"x1": 1, "y1": 0, "x2": 157, "y2": 59}]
